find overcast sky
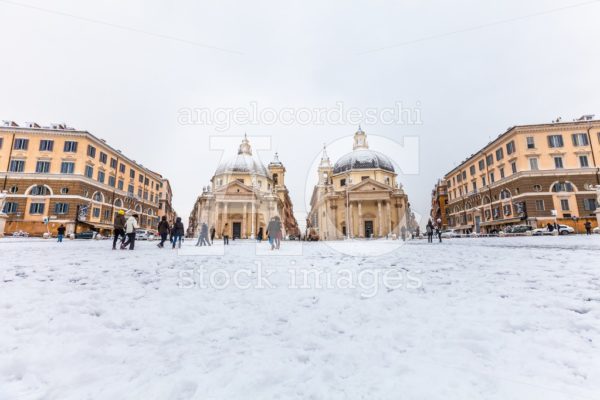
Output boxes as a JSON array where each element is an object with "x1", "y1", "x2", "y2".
[{"x1": 2, "y1": 0, "x2": 600, "y2": 227}]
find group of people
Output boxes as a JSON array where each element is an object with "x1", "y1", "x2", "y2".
[
  {"x1": 195, "y1": 222, "x2": 216, "y2": 246},
  {"x1": 426, "y1": 218, "x2": 443, "y2": 243},
  {"x1": 113, "y1": 211, "x2": 185, "y2": 250}
]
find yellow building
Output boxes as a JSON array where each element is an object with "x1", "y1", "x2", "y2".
[
  {"x1": 444, "y1": 116, "x2": 600, "y2": 233},
  {"x1": 0, "y1": 121, "x2": 167, "y2": 236},
  {"x1": 307, "y1": 128, "x2": 410, "y2": 239},
  {"x1": 158, "y1": 178, "x2": 177, "y2": 224},
  {"x1": 188, "y1": 135, "x2": 299, "y2": 239}
]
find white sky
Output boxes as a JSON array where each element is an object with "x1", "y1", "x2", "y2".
[{"x1": 1, "y1": 0, "x2": 600, "y2": 225}]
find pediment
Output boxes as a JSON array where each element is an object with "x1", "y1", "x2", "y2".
[
  {"x1": 348, "y1": 178, "x2": 391, "y2": 192},
  {"x1": 214, "y1": 180, "x2": 255, "y2": 195}
]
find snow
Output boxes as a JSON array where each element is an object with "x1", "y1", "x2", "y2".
[{"x1": 1, "y1": 236, "x2": 599, "y2": 400}]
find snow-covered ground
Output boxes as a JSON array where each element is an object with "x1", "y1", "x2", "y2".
[{"x1": 1, "y1": 236, "x2": 599, "y2": 400}]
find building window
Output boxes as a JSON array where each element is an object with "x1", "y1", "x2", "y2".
[
  {"x1": 572, "y1": 133, "x2": 589, "y2": 146},
  {"x1": 340, "y1": 178, "x2": 346, "y2": 187},
  {"x1": 579, "y1": 155, "x2": 589, "y2": 167},
  {"x1": 533, "y1": 184, "x2": 542, "y2": 192},
  {"x1": 526, "y1": 136, "x2": 535, "y2": 149},
  {"x1": 478, "y1": 159, "x2": 485, "y2": 171},
  {"x1": 469, "y1": 165, "x2": 475, "y2": 175},
  {"x1": 103, "y1": 209, "x2": 111, "y2": 221},
  {"x1": 560, "y1": 199, "x2": 570, "y2": 211},
  {"x1": 503, "y1": 204, "x2": 511, "y2": 216},
  {"x1": 0, "y1": 137, "x2": 3, "y2": 149},
  {"x1": 108, "y1": 176, "x2": 116, "y2": 187},
  {"x1": 128, "y1": 184, "x2": 134, "y2": 194},
  {"x1": 14, "y1": 138, "x2": 29, "y2": 150},
  {"x1": 110, "y1": 158, "x2": 117, "y2": 169},
  {"x1": 499, "y1": 168, "x2": 505, "y2": 179},
  {"x1": 39, "y1": 139, "x2": 54, "y2": 152},
  {"x1": 30, "y1": 185, "x2": 50, "y2": 195},
  {"x1": 118, "y1": 180, "x2": 124, "y2": 190},
  {"x1": 85, "y1": 165, "x2": 94, "y2": 178},
  {"x1": 93, "y1": 207, "x2": 101, "y2": 218},
  {"x1": 138, "y1": 188, "x2": 142, "y2": 197},
  {"x1": 529, "y1": 157, "x2": 539, "y2": 171},
  {"x1": 3, "y1": 202, "x2": 18, "y2": 214},
  {"x1": 54, "y1": 203, "x2": 69, "y2": 214},
  {"x1": 145, "y1": 177, "x2": 149, "y2": 185},
  {"x1": 29, "y1": 203, "x2": 45, "y2": 214},
  {"x1": 119, "y1": 163, "x2": 126, "y2": 173},
  {"x1": 584, "y1": 198, "x2": 597, "y2": 212},
  {"x1": 506, "y1": 141, "x2": 516, "y2": 155},
  {"x1": 63, "y1": 141, "x2": 78, "y2": 152},
  {"x1": 60, "y1": 187, "x2": 69, "y2": 194},
  {"x1": 87, "y1": 145, "x2": 96, "y2": 158},
  {"x1": 139, "y1": 174, "x2": 144, "y2": 183},
  {"x1": 9, "y1": 186, "x2": 18, "y2": 193},
  {"x1": 500, "y1": 189, "x2": 511, "y2": 199},
  {"x1": 482, "y1": 176, "x2": 486, "y2": 186},
  {"x1": 35, "y1": 161, "x2": 51, "y2": 173},
  {"x1": 9, "y1": 160, "x2": 25, "y2": 172},
  {"x1": 93, "y1": 192, "x2": 103, "y2": 202},
  {"x1": 489, "y1": 172, "x2": 495, "y2": 184},
  {"x1": 472, "y1": 181, "x2": 477, "y2": 192},
  {"x1": 99, "y1": 152, "x2": 108, "y2": 164},
  {"x1": 535, "y1": 200, "x2": 545, "y2": 211},
  {"x1": 552, "y1": 182, "x2": 574, "y2": 192},
  {"x1": 486, "y1": 154, "x2": 494, "y2": 167},
  {"x1": 547, "y1": 135, "x2": 564, "y2": 148},
  {"x1": 130, "y1": 169, "x2": 135, "y2": 179},
  {"x1": 511, "y1": 161, "x2": 517, "y2": 174},
  {"x1": 554, "y1": 156, "x2": 564, "y2": 169},
  {"x1": 97, "y1": 170, "x2": 105, "y2": 183},
  {"x1": 60, "y1": 162, "x2": 75, "y2": 174},
  {"x1": 496, "y1": 148, "x2": 504, "y2": 161}
]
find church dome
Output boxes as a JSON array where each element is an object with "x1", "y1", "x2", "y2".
[
  {"x1": 332, "y1": 127, "x2": 395, "y2": 174},
  {"x1": 214, "y1": 135, "x2": 269, "y2": 177}
]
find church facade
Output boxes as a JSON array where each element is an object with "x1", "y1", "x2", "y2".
[
  {"x1": 187, "y1": 135, "x2": 299, "y2": 239},
  {"x1": 307, "y1": 128, "x2": 411, "y2": 240}
]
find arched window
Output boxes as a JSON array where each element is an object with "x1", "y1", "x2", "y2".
[
  {"x1": 114, "y1": 198, "x2": 123, "y2": 208},
  {"x1": 29, "y1": 185, "x2": 51, "y2": 196},
  {"x1": 551, "y1": 182, "x2": 575, "y2": 192},
  {"x1": 135, "y1": 204, "x2": 142, "y2": 213},
  {"x1": 500, "y1": 189, "x2": 511, "y2": 199},
  {"x1": 92, "y1": 191, "x2": 104, "y2": 203},
  {"x1": 482, "y1": 195, "x2": 491, "y2": 205}
]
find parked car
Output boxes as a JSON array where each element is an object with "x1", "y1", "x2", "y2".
[
  {"x1": 557, "y1": 225, "x2": 575, "y2": 235},
  {"x1": 75, "y1": 230, "x2": 97, "y2": 239},
  {"x1": 593, "y1": 227, "x2": 599, "y2": 234},
  {"x1": 441, "y1": 229, "x2": 460, "y2": 238},
  {"x1": 12, "y1": 230, "x2": 30, "y2": 237},
  {"x1": 136, "y1": 229, "x2": 156, "y2": 241},
  {"x1": 511, "y1": 225, "x2": 533, "y2": 234}
]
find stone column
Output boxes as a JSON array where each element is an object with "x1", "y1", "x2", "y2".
[
  {"x1": 358, "y1": 202, "x2": 364, "y2": 237},
  {"x1": 242, "y1": 202, "x2": 247, "y2": 239},
  {"x1": 349, "y1": 202, "x2": 354, "y2": 238},
  {"x1": 377, "y1": 200, "x2": 383, "y2": 237},
  {"x1": 385, "y1": 200, "x2": 394, "y2": 235},
  {"x1": 251, "y1": 201, "x2": 256, "y2": 239}
]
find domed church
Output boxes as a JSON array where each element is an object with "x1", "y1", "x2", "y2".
[
  {"x1": 307, "y1": 128, "x2": 411, "y2": 239},
  {"x1": 188, "y1": 135, "x2": 299, "y2": 239}
]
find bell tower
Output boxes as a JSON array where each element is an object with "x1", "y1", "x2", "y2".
[
  {"x1": 353, "y1": 126, "x2": 369, "y2": 150},
  {"x1": 268, "y1": 152, "x2": 285, "y2": 188},
  {"x1": 318, "y1": 144, "x2": 332, "y2": 185}
]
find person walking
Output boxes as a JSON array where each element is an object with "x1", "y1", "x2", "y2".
[
  {"x1": 436, "y1": 218, "x2": 443, "y2": 243},
  {"x1": 196, "y1": 222, "x2": 211, "y2": 246},
  {"x1": 112, "y1": 209, "x2": 127, "y2": 250},
  {"x1": 157, "y1": 216, "x2": 170, "y2": 248},
  {"x1": 426, "y1": 220, "x2": 434, "y2": 243},
  {"x1": 267, "y1": 216, "x2": 282, "y2": 250},
  {"x1": 584, "y1": 221, "x2": 592, "y2": 235},
  {"x1": 172, "y1": 217, "x2": 184, "y2": 249},
  {"x1": 257, "y1": 226, "x2": 263, "y2": 243},
  {"x1": 210, "y1": 226, "x2": 215, "y2": 244},
  {"x1": 400, "y1": 226, "x2": 407, "y2": 241},
  {"x1": 121, "y1": 213, "x2": 139, "y2": 250},
  {"x1": 57, "y1": 224, "x2": 66, "y2": 243},
  {"x1": 222, "y1": 223, "x2": 230, "y2": 245}
]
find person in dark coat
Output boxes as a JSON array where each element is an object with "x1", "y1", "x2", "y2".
[
  {"x1": 196, "y1": 222, "x2": 211, "y2": 246},
  {"x1": 157, "y1": 216, "x2": 170, "y2": 248},
  {"x1": 210, "y1": 226, "x2": 215, "y2": 244},
  {"x1": 57, "y1": 224, "x2": 66, "y2": 243},
  {"x1": 426, "y1": 220, "x2": 434, "y2": 243},
  {"x1": 172, "y1": 217, "x2": 184, "y2": 249},
  {"x1": 584, "y1": 221, "x2": 592, "y2": 235},
  {"x1": 257, "y1": 226, "x2": 263, "y2": 243},
  {"x1": 112, "y1": 209, "x2": 127, "y2": 250},
  {"x1": 266, "y1": 216, "x2": 282, "y2": 250}
]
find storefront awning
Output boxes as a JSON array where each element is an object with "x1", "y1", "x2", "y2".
[{"x1": 480, "y1": 217, "x2": 523, "y2": 227}]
